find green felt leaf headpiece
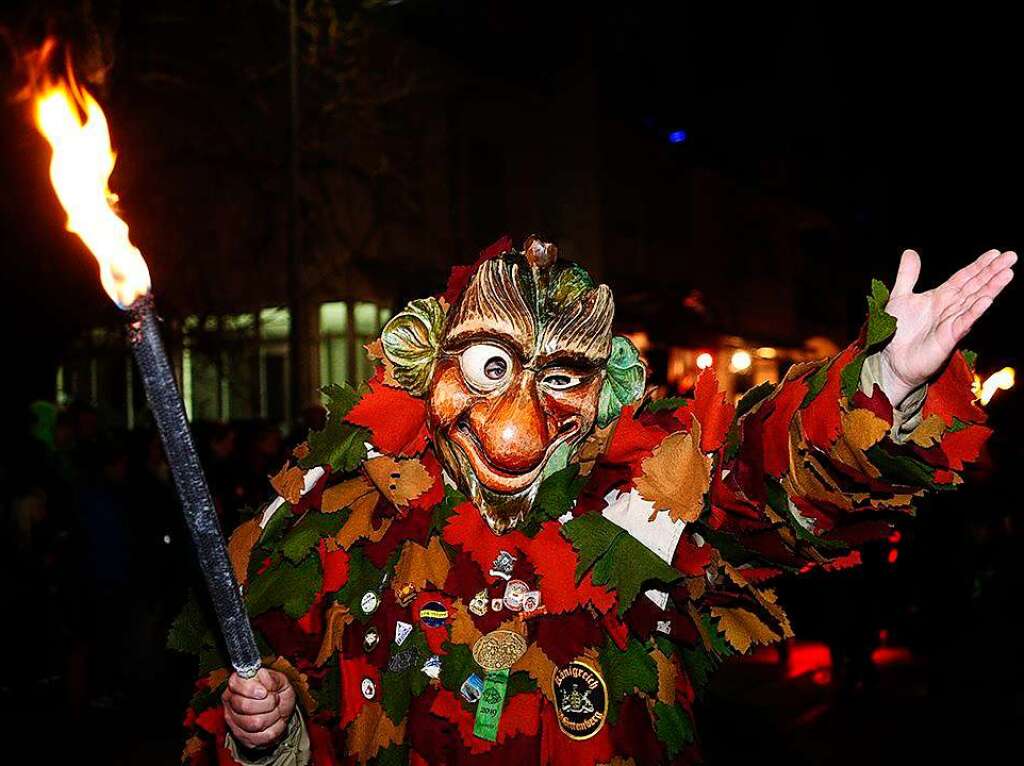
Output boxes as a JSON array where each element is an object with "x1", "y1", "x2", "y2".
[{"x1": 380, "y1": 296, "x2": 445, "y2": 395}]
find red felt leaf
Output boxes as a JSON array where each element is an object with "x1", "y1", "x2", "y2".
[
  {"x1": 442, "y1": 235, "x2": 512, "y2": 306},
  {"x1": 338, "y1": 654, "x2": 377, "y2": 728},
  {"x1": 940, "y1": 424, "x2": 992, "y2": 470},
  {"x1": 320, "y1": 539, "x2": 350, "y2": 594},
  {"x1": 756, "y1": 373, "x2": 809, "y2": 477},
  {"x1": 196, "y1": 706, "x2": 226, "y2": 737},
  {"x1": 532, "y1": 609, "x2": 608, "y2": 666},
  {"x1": 852, "y1": 384, "x2": 894, "y2": 426},
  {"x1": 802, "y1": 345, "x2": 859, "y2": 450},
  {"x1": 676, "y1": 368, "x2": 736, "y2": 452},
  {"x1": 429, "y1": 687, "x2": 541, "y2": 755},
  {"x1": 603, "y1": 405, "x2": 669, "y2": 466},
  {"x1": 671, "y1": 534, "x2": 715, "y2": 577},
  {"x1": 922, "y1": 350, "x2": 987, "y2": 427},
  {"x1": 344, "y1": 379, "x2": 430, "y2": 456}
]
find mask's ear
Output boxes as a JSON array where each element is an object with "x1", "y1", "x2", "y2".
[
  {"x1": 380, "y1": 297, "x2": 446, "y2": 396},
  {"x1": 597, "y1": 335, "x2": 646, "y2": 426}
]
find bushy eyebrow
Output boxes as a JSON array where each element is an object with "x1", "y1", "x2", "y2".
[
  {"x1": 537, "y1": 284, "x2": 613, "y2": 363},
  {"x1": 443, "y1": 259, "x2": 536, "y2": 357}
]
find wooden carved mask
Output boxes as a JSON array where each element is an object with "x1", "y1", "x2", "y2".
[{"x1": 380, "y1": 237, "x2": 645, "y2": 534}]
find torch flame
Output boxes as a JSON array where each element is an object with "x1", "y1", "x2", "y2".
[
  {"x1": 973, "y1": 367, "x2": 1015, "y2": 406},
  {"x1": 28, "y1": 41, "x2": 150, "y2": 309}
]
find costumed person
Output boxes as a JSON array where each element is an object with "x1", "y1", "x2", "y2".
[{"x1": 173, "y1": 236, "x2": 1014, "y2": 765}]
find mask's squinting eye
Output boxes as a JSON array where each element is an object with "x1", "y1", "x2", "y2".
[
  {"x1": 541, "y1": 371, "x2": 583, "y2": 391},
  {"x1": 460, "y1": 343, "x2": 513, "y2": 393}
]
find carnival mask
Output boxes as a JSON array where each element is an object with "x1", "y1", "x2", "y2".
[{"x1": 380, "y1": 237, "x2": 645, "y2": 534}]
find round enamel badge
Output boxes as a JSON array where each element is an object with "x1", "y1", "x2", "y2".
[
  {"x1": 552, "y1": 661, "x2": 608, "y2": 740},
  {"x1": 419, "y1": 600, "x2": 449, "y2": 628}
]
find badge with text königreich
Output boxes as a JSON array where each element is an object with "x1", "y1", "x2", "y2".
[{"x1": 552, "y1": 661, "x2": 608, "y2": 740}]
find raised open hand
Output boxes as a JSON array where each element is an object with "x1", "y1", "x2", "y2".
[{"x1": 878, "y1": 248, "x2": 1016, "y2": 405}]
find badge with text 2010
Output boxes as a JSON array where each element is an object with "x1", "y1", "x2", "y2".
[{"x1": 552, "y1": 661, "x2": 608, "y2": 740}]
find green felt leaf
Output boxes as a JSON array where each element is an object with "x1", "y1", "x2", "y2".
[
  {"x1": 380, "y1": 630, "x2": 430, "y2": 724},
  {"x1": 314, "y1": 654, "x2": 341, "y2": 711},
  {"x1": 245, "y1": 555, "x2": 322, "y2": 619},
  {"x1": 599, "y1": 637, "x2": 658, "y2": 723},
  {"x1": 281, "y1": 511, "x2": 347, "y2": 564},
  {"x1": 505, "y1": 670, "x2": 538, "y2": 699},
  {"x1": 643, "y1": 396, "x2": 689, "y2": 414},
  {"x1": 563, "y1": 513, "x2": 683, "y2": 616},
  {"x1": 866, "y1": 279, "x2": 898, "y2": 348},
  {"x1": 597, "y1": 335, "x2": 646, "y2": 427},
  {"x1": 299, "y1": 381, "x2": 369, "y2": 473},
  {"x1": 765, "y1": 477, "x2": 846, "y2": 551},
  {"x1": 430, "y1": 485, "x2": 465, "y2": 536},
  {"x1": 334, "y1": 548, "x2": 384, "y2": 623},
  {"x1": 735, "y1": 381, "x2": 774, "y2": 417},
  {"x1": 800, "y1": 360, "x2": 833, "y2": 408},
  {"x1": 439, "y1": 641, "x2": 479, "y2": 707},
  {"x1": 371, "y1": 745, "x2": 410, "y2": 766},
  {"x1": 962, "y1": 349, "x2": 978, "y2": 369},
  {"x1": 520, "y1": 464, "x2": 586, "y2": 536},
  {"x1": 681, "y1": 646, "x2": 717, "y2": 696},
  {"x1": 380, "y1": 297, "x2": 444, "y2": 395},
  {"x1": 701, "y1": 613, "x2": 735, "y2": 658},
  {"x1": 167, "y1": 591, "x2": 216, "y2": 656},
  {"x1": 546, "y1": 264, "x2": 596, "y2": 314},
  {"x1": 865, "y1": 445, "x2": 939, "y2": 488},
  {"x1": 654, "y1": 702, "x2": 695, "y2": 756},
  {"x1": 840, "y1": 353, "x2": 867, "y2": 399}
]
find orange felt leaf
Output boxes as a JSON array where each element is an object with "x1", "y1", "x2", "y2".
[
  {"x1": 346, "y1": 701, "x2": 406, "y2": 763},
  {"x1": 364, "y1": 338, "x2": 402, "y2": 388},
  {"x1": 802, "y1": 346, "x2": 859, "y2": 449},
  {"x1": 651, "y1": 647, "x2": 678, "y2": 705},
  {"x1": 710, "y1": 606, "x2": 781, "y2": 654},
  {"x1": 335, "y1": 491, "x2": 390, "y2": 549},
  {"x1": 268, "y1": 655, "x2": 317, "y2": 713},
  {"x1": 392, "y1": 536, "x2": 451, "y2": 592},
  {"x1": 678, "y1": 368, "x2": 736, "y2": 452},
  {"x1": 269, "y1": 463, "x2": 305, "y2": 504},
  {"x1": 518, "y1": 642, "x2": 557, "y2": 703},
  {"x1": 181, "y1": 736, "x2": 204, "y2": 759},
  {"x1": 226, "y1": 517, "x2": 262, "y2": 586},
  {"x1": 315, "y1": 603, "x2": 354, "y2": 666},
  {"x1": 321, "y1": 476, "x2": 377, "y2": 513},
  {"x1": 292, "y1": 441, "x2": 310, "y2": 461},
  {"x1": 907, "y1": 413, "x2": 947, "y2": 448},
  {"x1": 363, "y1": 455, "x2": 434, "y2": 508},
  {"x1": 841, "y1": 408, "x2": 891, "y2": 451},
  {"x1": 922, "y1": 350, "x2": 986, "y2": 427},
  {"x1": 344, "y1": 379, "x2": 429, "y2": 456},
  {"x1": 449, "y1": 600, "x2": 483, "y2": 646},
  {"x1": 634, "y1": 416, "x2": 713, "y2": 523}
]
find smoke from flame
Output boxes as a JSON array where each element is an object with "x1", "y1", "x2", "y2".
[{"x1": 27, "y1": 39, "x2": 150, "y2": 309}]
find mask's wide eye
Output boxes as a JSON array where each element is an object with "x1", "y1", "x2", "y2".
[
  {"x1": 459, "y1": 343, "x2": 513, "y2": 393},
  {"x1": 541, "y1": 371, "x2": 583, "y2": 391}
]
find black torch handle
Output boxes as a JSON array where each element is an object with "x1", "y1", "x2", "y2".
[{"x1": 128, "y1": 294, "x2": 262, "y2": 678}]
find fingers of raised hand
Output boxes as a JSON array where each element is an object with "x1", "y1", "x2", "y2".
[
  {"x1": 947, "y1": 249, "x2": 1003, "y2": 289},
  {"x1": 958, "y1": 250, "x2": 1016, "y2": 297},
  {"x1": 950, "y1": 295, "x2": 995, "y2": 341},
  {"x1": 940, "y1": 253, "x2": 1015, "y2": 320},
  {"x1": 892, "y1": 249, "x2": 922, "y2": 297}
]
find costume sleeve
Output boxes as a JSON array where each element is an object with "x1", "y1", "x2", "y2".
[
  {"x1": 224, "y1": 708, "x2": 312, "y2": 766},
  {"x1": 714, "y1": 283, "x2": 991, "y2": 573}
]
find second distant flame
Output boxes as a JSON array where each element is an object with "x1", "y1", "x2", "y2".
[
  {"x1": 974, "y1": 367, "x2": 1015, "y2": 406},
  {"x1": 29, "y1": 41, "x2": 150, "y2": 309}
]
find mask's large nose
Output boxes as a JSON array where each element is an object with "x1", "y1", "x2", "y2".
[{"x1": 468, "y1": 374, "x2": 550, "y2": 473}]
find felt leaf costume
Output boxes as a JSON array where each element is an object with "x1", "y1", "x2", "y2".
[{"x1": 175, "y1": 238, "x2": 989, "y2": 766}]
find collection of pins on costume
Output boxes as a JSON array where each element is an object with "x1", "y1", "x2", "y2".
[{"x1": 354, "y1": 547, "x2": 606, "y2": 739}]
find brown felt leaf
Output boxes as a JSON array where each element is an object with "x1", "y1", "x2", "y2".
[
  {"x1": 686, "y1": 576, "x2": 707, "y2": 601},
  {"x1": 710, "y1": 606, "x2": 781, "y2": 654},
  {"x1": 634, "y1": 416, "x2": 713, "y2": 523},
  {"x1": 346, "y1": 701, "x2": 406, "y2": 763},
  {"x1": 269, "y1": 655, "x2": 317, "y2": 713},
  {"x1": 335, "y1": 491, "x2": 391, "y2": 549},
  {"x1": 651, "y1": 647, "x2": 678, "y2": 705},
  {"x1": 316, "y1": 603, "x2": 354, "y2": 666},
  {"x1": 449, "y1": 600, "x2": 483, "y2": 646},
  {"x1": 270, "y1": 463, "x2": 305, "y2": 504},
  {"x1": 364, "y1": 338, "x2": 402, "y2": 388},
  {"x1": 518, "y1": 642, "x2": 557, "y2": 703},
  {"x1": 392, "y1": 536, "x2": 451, "y2": 591},
  {"x1": 363, "y1": 455, "x2": 434, "y2": 509},
  {"x1": 322, "y1": 476, "x2": 377, "y2": 513},
  {"x1": 908, "y1": 413, "x2": 947, "y2": 448},
  {"x1": 841, "y1": 408, "x2": 891, "y2": 451},
  {"x1": 182, "y1": 736, "x2": 204, "y2": 759},
  {"x1": 576, "y1": 422, "x2": 616, "y2": 477},
  {"x1": 227, "y1": 517, "x2": 263, "y2": 586},
  {"x1": 830, "y1": 432, "x2": 882, "y2": 479},
  {"x1": 292, "y1": 441, "x2": 310, "y2": 460}
]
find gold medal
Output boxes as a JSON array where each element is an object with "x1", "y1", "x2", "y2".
[{"x1": 471, "y1": 629, "x2": 527, "y2": 672}]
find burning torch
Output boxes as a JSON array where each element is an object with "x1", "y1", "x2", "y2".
[{"x1": 29, "y1": 42, "x2": 261, "y2": 679}]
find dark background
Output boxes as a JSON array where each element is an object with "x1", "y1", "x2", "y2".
[{"x1": 1, "y1": 2, "x2": 1021, "y2": 763}]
